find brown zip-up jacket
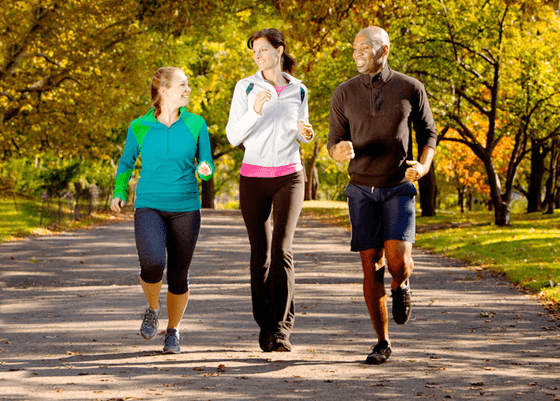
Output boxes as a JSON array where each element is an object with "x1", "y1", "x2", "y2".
[{"x1": 328, "y1": 65, "x2": 437, "y2": 188}]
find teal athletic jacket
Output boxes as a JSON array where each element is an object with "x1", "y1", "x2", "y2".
[{"x1": 113, "y1": 107, "x2": 214, "y2": 212}]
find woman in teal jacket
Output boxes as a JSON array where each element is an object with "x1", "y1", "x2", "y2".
[{"x1": 111, "y1": 66, "x2": 214, "y2": 354}]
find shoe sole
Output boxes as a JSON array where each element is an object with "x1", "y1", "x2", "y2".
[
  {"x1": 272, "y1": 342, "x2": 292, "y2": 352},
  {"x1": 365, "y1": 355, "x2": 389, "y2": 364},
  {"x1": 163, "y1": 348, "x2": 181, "y2": 354},
  {"x1": 140, "y1": 331, "x2": 158, "y2": 340}
]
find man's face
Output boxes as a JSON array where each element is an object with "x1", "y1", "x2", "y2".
[{"x1": 353, "y1": 34, "x2": 383, "y2": 75}]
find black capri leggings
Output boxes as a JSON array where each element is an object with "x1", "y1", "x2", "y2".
[
  {"x1": 239, "y1": 170, "x2": 305, "y2": 336},
  {"x1": 134, "y1": 208, "x2": 201, "y2": 295}
]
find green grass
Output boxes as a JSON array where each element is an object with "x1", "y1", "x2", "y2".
[
  {"x1": 302, "y1": 200, "x2": 349, "y2": 227},
  {"x1": 415, "y1": 210, "x2": 560, "y2": 306},
  {"x1": 0, "y1": 196, "x2": 131, "y2": 242},
  {"x1": 302, "y1": 201, "x2": 560, "y2": 308}
]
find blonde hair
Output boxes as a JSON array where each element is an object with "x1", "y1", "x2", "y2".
[{"x1": 151, "y1": 67, "x2": 181, "y2": 117}]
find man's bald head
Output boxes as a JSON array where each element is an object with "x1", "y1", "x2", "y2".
[
  {"x1": 353, "y1": 26, "x2": 390, "y2": 76},
  {"x1": 356, "y1": 26, "x2": 390, "y2": 52}
]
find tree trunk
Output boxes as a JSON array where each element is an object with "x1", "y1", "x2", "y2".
[
  {"x1": 58, "y1": 198, "x2": 63, "y2": 223},
  {"x1": 12, "y1": 191, "x2": 18, "y2": 212},
  {"x1": 466, "y1": 190, "x2": 474, "y2": 211},
  {"x1": 311, "y1": 165, "x2": 318, "y2": 200},
  {"x1": 545, "y1": 137, "x2": 559, "y2": 214},
  {"x1": 201, "y1": 177, "x2": 215, "y2": 209},
  {"x1": 527, "y1": 139, "x2": 545, "y2": 213},
  {"x1": 88, "y1": 187, "x2": 93, "y2": 216},
  {"x1": 458, "y1": 188, "x2": 464, "y2": 213},
  {"x1": 483, "y1": 157, "x2": 510, "y2": 226},
  {"x1": 418, "y1": 165, "x2": 437, "y2": 216},
  {"x1": 39, "y1": 198, "x2": 45, "y2": 226},
  {"x1": 305, "y1": 141, "x2": 320, "y2": 201},
  {"x1": 74, "y1": 182, "x2": 82, "y2": 221}
]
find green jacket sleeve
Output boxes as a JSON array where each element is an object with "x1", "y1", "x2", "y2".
[
  {"x1": 113, "y1": 126, "x2": 139, "y2": 202},
  {"x1": 196, "y1": 120, "x2": 214, "y2": 181}
]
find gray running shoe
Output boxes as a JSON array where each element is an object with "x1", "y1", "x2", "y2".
[
  {"x1": 139, "y1": 306, "x2": 159, "y2": 340},
  {"x1": 162, "y1": 328, "x2": 181, "y2": 354}
]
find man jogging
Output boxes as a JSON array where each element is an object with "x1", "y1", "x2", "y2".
[{"x1": 328, "y1": 26, "x2": 437, "y2": 364}]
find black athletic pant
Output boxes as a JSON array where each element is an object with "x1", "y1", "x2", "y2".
[
  {"x1": 239, "y1": 170, "x2": 305, "y2": 337},
  {"x1": 134, "y1": 208, "x2": 201, "y2": 295}
]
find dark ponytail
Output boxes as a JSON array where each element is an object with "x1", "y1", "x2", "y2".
[{"x1": 247, "y1": 28, "x2": 296, "y2": 74}]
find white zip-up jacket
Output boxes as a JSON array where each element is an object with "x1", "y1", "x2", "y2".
[{"x1": 226, "y1": 71, "x2": 313, "y2": 168}]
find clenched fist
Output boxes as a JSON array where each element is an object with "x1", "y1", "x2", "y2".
[{"x1": 331, "y1": 141, "x2": 355, "y2": 162}]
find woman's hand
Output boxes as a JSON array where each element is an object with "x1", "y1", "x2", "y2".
[
  {"x1": 297, "y1": 119, "x2": 314, "y2": 141},
  {"x1": 253, "y1": 90, "x2": 272, "y2": 115},
  {"x1": 111, "y1": 197, "x2": 125, "y2": 213},
  {"x1": 197, "y1": 161, "x2": 212, "y2": 176}
]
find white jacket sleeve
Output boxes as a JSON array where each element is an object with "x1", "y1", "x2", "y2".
[
  {"x1": 226, "y1": 80, "x2": 261, "y2": 147},
  {"x1": 296, "y1": 85, "x2": 314, "y2": 143}
]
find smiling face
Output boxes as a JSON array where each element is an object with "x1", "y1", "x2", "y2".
[
  {"x1": 163, "y1": 69, "x2": 191, "y2": 109},
  {"x1": 252, "y1": 37, "x2": 283, "y2": 72},
  {"x1": 353, "y1": 32, "x2": 385, "y2": 76}
]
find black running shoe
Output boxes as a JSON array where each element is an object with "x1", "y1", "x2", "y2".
[
  {"x1": 162, "y1": 328, "x2": 181, "y2": 354},
  {"x1": 365, "y1": 340, "x2": 392, "y2": 364},
  {"x1": 259, "y1": 331, "x2": 274, "y2": 352},
  {"x1": 391, "y1": 282, "x2": 412, "y2": 325},
  {"x1": 272, "y1": 333, "x2": 292, "y2": 352}
]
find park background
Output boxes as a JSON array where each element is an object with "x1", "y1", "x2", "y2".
[{"x1": 1, "y1": 0, "x2": 560, "y2": 310}]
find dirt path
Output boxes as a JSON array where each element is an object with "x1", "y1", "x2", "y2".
[{"x1": 1, "y1": 209, "x2": 559, "y2": 401}]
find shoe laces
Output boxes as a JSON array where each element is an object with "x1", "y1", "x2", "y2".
[
  {"x1": 141, "y1": 308, "x2": 158, "y2": 327},
  {"x1": 163, "y1": 330, "x2": 179, "y2": 346}
]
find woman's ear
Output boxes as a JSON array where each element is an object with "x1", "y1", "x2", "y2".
[{"x1": 277, "y1": 45, "x2": 284, "y2": 58}]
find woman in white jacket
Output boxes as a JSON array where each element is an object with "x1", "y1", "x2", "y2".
[{"x1": 226, "y1": 28, "x2": 314, "y2": 352}]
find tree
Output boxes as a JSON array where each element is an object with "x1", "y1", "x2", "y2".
[
  {"x1": 393, "y1": 0, "x2": 560, "y2": 225},
  {"x1": 436, "y1": 129, "x2": 490, "y2": 212}
]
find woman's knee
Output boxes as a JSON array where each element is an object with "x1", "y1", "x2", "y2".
[
  {"x1": 140, "y1": 258, "x2": 166, "y2": 284},
  {"x1": 168, "y1": 281, "x2": 189, "y2": 295}
]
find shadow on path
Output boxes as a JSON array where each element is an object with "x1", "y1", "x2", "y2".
[{"x1": 1, "y1": 209, "x2": 559, "y2": 401}]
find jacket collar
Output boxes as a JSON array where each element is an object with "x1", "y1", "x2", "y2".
[
  {"x1": 253, "y1": 71, "x2": 301, "y2": 86},
  {"x1": 360, "y1": 64, "x2": 392, "y2": 88},
  {"x1": 140, "y1": 107, "x2": 188, "y2": 126}
]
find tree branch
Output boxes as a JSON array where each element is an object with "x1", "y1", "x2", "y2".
[{"x1": 454, "y1": 87, "x2": 490, "y2": 117}]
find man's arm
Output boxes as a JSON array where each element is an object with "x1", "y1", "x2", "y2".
[
  {"x1": 405, "y1": 145, "x2": 435, "y2": 181},
  {"x1": 406, "y1": 80, "x2": 437, "y2": 181},
  {"x1": 328, "y1": 87, "x2": 354, "y2": 162}
]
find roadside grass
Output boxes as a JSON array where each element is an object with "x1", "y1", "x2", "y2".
[
  {"x1": 0, "y1": 196, "x2": 131, "y2": 242},
  {"x1": 302, "y1": 201, "x2": 560, "y2": 309}
]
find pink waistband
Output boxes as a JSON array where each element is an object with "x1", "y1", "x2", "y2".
[{"x1": 240, "y1": 163, "x2": 300, "y2": 178}]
